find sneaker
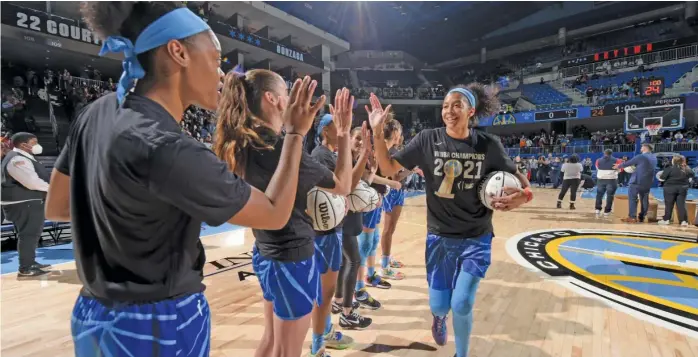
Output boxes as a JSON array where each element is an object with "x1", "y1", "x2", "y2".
[
  {"x1": 556, "y1": 201, "x2": 562, "y2": 209},
  {"x1": 603, "y1": 212, "x2": 611, "y2": 218},
  {"x1": 681, "y1": 221, "x2": 689, "y2": 227},
  {"x1": 431, "y1": 314, "x2": 448, "y2": 346},
  {"x1": 658, "y1": 220, "x2": 670, "y2": 225},
  {"x1": 595, "y1": 210, "x2": 601, "y2": 218},
  {"x1": 381, "y1": 268, "x2": 405, "y2": 280},
  {"x1": 332, "y1": 300, "x2": 359, "y2": 314},
  {"x1": 366, "y1": 273, "x2": 391, "y2": 289},
  {"x1": 31, "y1": 262, "x2": 51, "y2": 269},
  {"x1": 307, "y1": 347, "x2": 330, "y2": 357},
  {"x1": 355, "y1": 288, "x2": 381, "y2": 310},
  {"x1": 389, "y1": 257, "x2": 404, "y2": 268},
  {"x1": 569, "y1": 203, "x2": 576, "y2": 210},
  {"x1": 339, "y1": 310, "x2": 372, "y2": 330},
  {"x1": 621, "y1": 217, "x2": 639, "y2": 224},
  {"x1": 323, "y1": 324, "x2": 353, "y2": 350},
  {"x1": 17, "y1": 267, "x2": 49, "y2": 277}
]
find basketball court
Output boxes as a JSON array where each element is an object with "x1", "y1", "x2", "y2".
[{"x1": 2, "y1": 188, "x2": 697, "y2": 357}]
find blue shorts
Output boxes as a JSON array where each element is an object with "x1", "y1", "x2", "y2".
[
  {"x1": 383, "y1": 189, "x2": 406, "y2": 213},
  {"x1": 362, "y1": 206, "x2": 383, "y2": 229},
  {"x1": 425, "y1": 233, "x2": 493, "y2": 291},
  {"x1": 314, "y1": 230, "x2": 343, "y2": 274},
  {"x1": 71, "y1": 293, "x2": 210, "y2": 357},
  {"x1": 252, "y1": 247, "x2": 321, "y2": 320}
]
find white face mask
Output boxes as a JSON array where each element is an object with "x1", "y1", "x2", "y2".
[{"x1": 31, "y1": 144, "x2": 43, "y2": 155}]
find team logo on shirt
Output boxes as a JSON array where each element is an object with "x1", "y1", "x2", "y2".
[
  {"x1": 506, "y1": 229, "x2": 698, "y2": 338},
  {"x1": 432, "y1": 151, "x2": 485, "y2": 198}
]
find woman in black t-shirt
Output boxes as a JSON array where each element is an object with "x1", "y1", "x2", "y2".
[
  {"x1": 659, "y1": 155, "x2": 694, "y2": 226},
  {"x1": 367, "y1": 84, "x2": 532, "y2": 357},
  {"x1": 215, "y1": 72, "x2": 354, "y2": 357}
]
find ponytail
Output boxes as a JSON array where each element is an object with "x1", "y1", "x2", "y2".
[{"x1": 214, "y1": 70, "x2": 279, "y2": 176}]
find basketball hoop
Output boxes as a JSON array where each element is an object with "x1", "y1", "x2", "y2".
[{"x1": 645, "y1": 124, "x2": 661, "y2": 136}]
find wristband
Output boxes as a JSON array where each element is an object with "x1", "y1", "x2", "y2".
[{"x1": 523, "y1": 187, "x2": 533, "y2": 203}]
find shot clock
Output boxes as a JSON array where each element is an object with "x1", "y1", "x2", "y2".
[{"x1": 640, "y1": 78, "x2": 665, "y2": 97}]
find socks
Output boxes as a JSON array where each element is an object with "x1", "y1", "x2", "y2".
[
  {"x1": 311, "y1": 333, "x2": 324, "y2": 355},
  {"x1": 367, "y1": 266, "x2": 375, "y2": 278},
  {"x1": 323, "y1": 315, "x2": 332, "y2": 335},
  {"x1": 355, "y1": 279, "x2": 365, "y2": 292},
  {"x1": 451, "y1": 272, "x2": 481, "y2": 357},
  {"x1": 381, "y1": 255, "x2": 390, "y2": 270}
]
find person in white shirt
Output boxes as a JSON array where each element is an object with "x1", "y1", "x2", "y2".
[
  {"x1": 557, "y1": 155, "x2": 583, "y2": 210},
  {"x1": 1, "y1": 132, "x2": 51, "y2": 276}
]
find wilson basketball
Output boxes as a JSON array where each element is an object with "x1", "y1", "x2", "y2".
[
  {"x1": 624, "y1": 165, "x2": 636, "y2": 173},
  {"x1": 347, "y1": 180, "x2": 380, "y2": 212},
  {"x1": 307, "y1": 187, "x2": 346, "y2": 231},
  {"x1": 478, "y1": 171, "x2": 522, "y2": 210}
]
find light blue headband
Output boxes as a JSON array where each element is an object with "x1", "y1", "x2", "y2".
[
  {"x1": 448, "y1": 88, "x2": 477, "y2": 108},
  {"x1": 315, "y1": 114, "x2": 333, "y2": 146},
  {"x1": 98, "y1": 8, "x2": 211, "y2": 103}
]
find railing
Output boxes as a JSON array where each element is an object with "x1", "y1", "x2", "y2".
[
  {"x1": 653, "y1": 142, "x2": 698, "y2": 153},
  {"x1": 505, "y1": 143, "x2": 636, "y2": 157},
  {"x1": 559, "y1": 44, "x2": 698, "y2": 78},
  {"x1": 68, "y1": 77, "x2": 109, "y2": 89}
]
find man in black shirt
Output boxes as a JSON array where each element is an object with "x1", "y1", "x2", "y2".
[
  {"x1": 368, "y1": 86, "x2": 531, "y2": 357},
  {"x1": 45, "y1": 4, "x2": 322, "y2": 356}
]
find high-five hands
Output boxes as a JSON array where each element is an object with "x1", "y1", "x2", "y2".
[
  {"x1": 283, "y1": 76, "x2": 326, "y2": 136},
  {"x1": 365, "y1": 93, "x2": 392, "y2": 132},
  {"x1": 329, "y1": 88, "x2": 354, "y2": 137}
]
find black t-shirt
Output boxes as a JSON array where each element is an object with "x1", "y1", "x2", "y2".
[
  {"x1": 389, "y1": 147, "x2": 409, "y2": 187},
  {"x1": 244, "y1": 134, "x2": 335, "y2": 262},
  {"x1": 311, "y1": 145, "x2": 344, "y2": 234},
  {"x1": 55, "y1": 93, "x2": 251, "y2": 303},
  {"x1": 393, "y1": 127, "x2": 516, "y2": 238}
]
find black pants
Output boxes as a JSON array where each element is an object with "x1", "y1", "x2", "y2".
[
  {"x1": 558, "y1": 178, "x2": 581, "y2": 203},
  {"x1": 335, "y1": 232, "x2": 361, "y2": 308},
  {"x1": 3, "y1": 200, "x2": 45, "y2": 270},
  {"x1": 663, "y1": 185, "x2": 688, "y2": 222}
]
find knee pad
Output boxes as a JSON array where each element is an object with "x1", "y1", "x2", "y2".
[
  {"x1": 357, "y1": 232, "x2": 373, "y2": 260},
  {"x1": 428, "y1": 288, "x2": 451, "y2": 317}
]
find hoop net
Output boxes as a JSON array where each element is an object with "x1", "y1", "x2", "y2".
[{"x1": 645, "y1": 124, "x2": 661, "y2": 136}]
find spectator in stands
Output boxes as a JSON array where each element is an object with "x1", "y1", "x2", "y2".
[
  {"x1": 582, "y1": 157, "x2": 593, "y2": 176},
  {"x1": 585, "y1": 86, "x2": 594, "y2": 104},
  {"x1": 595, "y1": 149, "x2": 621, "y2": 218},
  {"x1": 1, "y1": 132, "x2": 51, "y2": 276},
  {"x1": 615, "y1": 144, "x2": 658, "y2": 223},
  {"x1": 658, "y1": 155, "x2": 693, "y2": 227}
]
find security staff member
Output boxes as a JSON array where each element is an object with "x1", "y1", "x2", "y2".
[{"x1": 1, "y1": 132, "x2": 51, "y2": 276}]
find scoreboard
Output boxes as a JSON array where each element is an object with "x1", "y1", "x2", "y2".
[
  {"x1": 534, "y1": 108, "x2": 578, "y2": 121},
  {"x1": 640, "y1": 78, "x2": 665, "y2": 97}
]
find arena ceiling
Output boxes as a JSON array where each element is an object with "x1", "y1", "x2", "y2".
[{"x1": 266, "y1": 1, "x2": 682, "y2": 65}]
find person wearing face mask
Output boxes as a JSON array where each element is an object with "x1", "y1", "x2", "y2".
[{"x1": 1, "y1": 132, "x2": 51, "y2": 276}]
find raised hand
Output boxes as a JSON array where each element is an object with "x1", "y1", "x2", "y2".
[
  {"x1": 368, "y1": 150, "x2": 378, "y2": 175},
  {"x1": 329, "y1": 88, "x2": 354, "y2": 137},
  {"x1": 364, "y1": 93, "x2": 392, "y2": 131},
  {"x1": 361, "y1": 121, "x2": 372, "y2": 157},
  {"x1": 283, "y1": 76, "x2": 326, "y2": 136}
]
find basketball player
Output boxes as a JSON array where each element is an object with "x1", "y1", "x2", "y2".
[
  {"x1": 380, "y1": 120, "x2": 411, "y2": 279},
  {"x1": 45, "y1": 3, "x2": 321, "y2": 356},
  {"x1": 332, "y1": 124, "x2": 374, "y2": 330},
  {"x1": 368, "y1": 86, "x2": 532, "y2": 357},
  {"x1": 216, "y1": 75, "x2": 353, "y2": 357},
  {"x1": 309, "y1": 112, "x2": 370, "y2": 352}
]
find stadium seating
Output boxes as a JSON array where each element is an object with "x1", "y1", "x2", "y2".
[
  {"x1": 573, "y1": 61, "x2": 698, "y2": 92},
  {"x1": 520, "y1": 83, "x2": 572, "y2": 108}
]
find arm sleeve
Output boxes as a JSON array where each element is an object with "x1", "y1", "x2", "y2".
[
  {"x1": 6, "y1": 156, "x2": 49, "y2": 191},
  {"x1": 659, "y1": 168, "x2": 670, "y2": 181},
  {"x1": 392, "y1": 130, "x2": 427, "y2": 170},
  {"x1": 303, "y1": 151, "x2": 336, "y2": 190},
  {"x1": 620, "y1": 155, "x2": 641, "y2": 168},
  {"x1": 149, "y1": 138, "x2": 252, "y2": 227}
]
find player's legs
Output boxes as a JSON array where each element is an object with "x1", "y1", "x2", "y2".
[
  {"x1": 255, "y1": 301, "x2": 275, "y2": 357},
  {"x1": 312, "y1": 232, "x2": 351, "y2": 354},
  {"x1": 334, "y1": 232, "x2": 372, "y2": 329},
  {"x1": 252, "y1": 247, "x2": 320, "y2": 357},
  {"x1": 451, "y1": 272, "x2": 481, "y2": 357},
  {"x1": 381, "y1": 190, "x2": 406, "y2": 278},
  {"x1": 71, "y1": 293, "x2": 210, "y2": 357}
]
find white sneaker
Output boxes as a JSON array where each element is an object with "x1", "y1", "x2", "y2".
[
  {"x1": 658, "y1": 220, "x2": 670, "y2": 225},
  {"x1": 681, "y1": 221, "x2": 689, "y2": 227},
  {"x1": 595, "y1": 210, "x2": 601, "y2": 218},
  {"x1": 603, "y1": 212, "x2": 611, "y2": 218}
]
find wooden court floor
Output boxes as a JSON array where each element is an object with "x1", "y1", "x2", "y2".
[{"x1": 2, "y1": 188, "x2": 697, "y2": 357}]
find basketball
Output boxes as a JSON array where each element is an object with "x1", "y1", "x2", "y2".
[
  {"x1": 656, "y1": 170, "x2": 664, "y2": 182},
  {"x1": 478, "y1": 171, "x2": 523, "y2": 210},
  {"x1": 307, "y1": 187, "x2": 346, "y2": 231},
  {"x1": 347, "y1": 180, "x2": 381, "y2": 212},
  {"x1": 624, "y1": 165, "x2": 636, "y2": 173}
]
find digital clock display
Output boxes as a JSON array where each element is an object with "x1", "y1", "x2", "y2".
[
  {"x1": 534, "y1": 108, "x2": 578, "y2": 121},
  {"x1": 640, "y1": 78, "x2": 665, "y2": 97}
]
